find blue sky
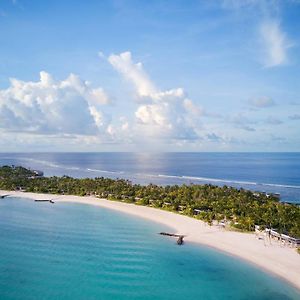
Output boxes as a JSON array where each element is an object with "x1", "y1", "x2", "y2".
[{"x1": 0, "y1": 0, "x2": 299, "y2": 152}]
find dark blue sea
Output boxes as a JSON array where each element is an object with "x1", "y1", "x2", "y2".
[{"x1": 0, "y1": 152, "x2": 299, "y2": 203}]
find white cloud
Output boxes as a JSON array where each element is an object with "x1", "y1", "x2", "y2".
[
  {"x1": 260, "y1": 20, "x2": 291, "y2": 67},
  {"x1": 0, "y1": 71, "x2": 111, "y2": 135},
  {"x1": 89, "y1": 106, "x2": 105, "y2": 129},
  {"x1": 121, "y1": 121, "x2": 129, "y2": 131},
  {"x1": 108, "y1": 51, "x2": 202, "y2": 140},
  {"x1": 108, "y1": 52, "x2": 189, "y2": 104},
  {"x1": 106, "y1": 124, "x2": 115, "y2": 136},
  {"x1": 136, "y1": 104, "x2": 170, "y2": 127},
  {"x1": 108, "y1": 51, "x2": 156, "y2": 98},
  {"x1": 183, "y1": 98, "x2": 204, "y2": 116}
]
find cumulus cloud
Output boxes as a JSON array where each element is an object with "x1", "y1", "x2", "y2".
[
  {"x1": 183, "y1": 98, "x2": 205, "y2": 117},
  {"x1": 108, "y1": 52, "x2": 156, "y2": 98},
  {"x1": 248, "y1": 96, "x2": 275, "y2": 108},
  {"x1": 134, "y1": 101, "x2": 198, "y2": 140},
  {"x1": 108, "y1": 52, "x2": 189, "y2": 105},
  {"x1": 108, "y1": 51, "x2": 202, "y2": 140},
  {"x1": 260, "y1": 20, "x2": 292, "y2": 67},
  {"x1": 0, "y1": 53, "x2": 205, "y2": 147},
  {"x1": 0, "y1": 72, "x2": 111, "y2": 135}
]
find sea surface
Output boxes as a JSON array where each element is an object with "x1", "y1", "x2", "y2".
[
  {"x1": 0, "y1": 197, "x2": 299, "y2": 300},
  {"x1": 0, "y1": 152, "x2": 299, "y2": 203}
]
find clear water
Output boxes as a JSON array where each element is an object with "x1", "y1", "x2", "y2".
[
  {"x1": 0, "y1": 197, "x2": 299, "y2": 299},
  {"x1": 0, "y1": 152, "x2": 300, "y2": 203}
]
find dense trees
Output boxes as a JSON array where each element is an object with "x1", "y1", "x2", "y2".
[{"x1": 1, "y1": 166, "x2": 299, "y2": 238}]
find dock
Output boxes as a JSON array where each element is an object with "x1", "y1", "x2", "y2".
[
  {"x1": 34, "y1": 199, "x2": 55, "y2": 204},
  {"x1": 159, "y1": 232, "x2": 185, "y2": 245}
]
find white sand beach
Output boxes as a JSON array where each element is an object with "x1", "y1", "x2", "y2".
[{"x1": 2, "y1": 190, "x2": 300, "y2": 290}]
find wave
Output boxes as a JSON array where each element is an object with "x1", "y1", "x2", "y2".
[
  {"x1": 14, "y1": 157, "x2": 82, "y2": 172},
  {"x1": 257, "y1": 183, "x2": 300, "y2": 189},
  {"x1": 7, "y1": 157, "x2": 300, "y2": 190},
  {"x1": 86, "y1": 168, "x2": 124, "y2": 175},
  {"x1": 157, "y1": 174, "x2": 300, "y2": 189},
  {"x1": 11, "y1": 157, "x2": 125, "y2": 176},
  {"x1": 17, "y1": 158, "x2": 62, "y2": 169},
  {"x1": 158, "y1": 173, "x2": 258, "y2": 185},
  {"x1": 183, "y1": 175, "x2": 259, "y2": 186},
  {"x1": 17, "y1": 158, "x2": 124, "y2": 175}
]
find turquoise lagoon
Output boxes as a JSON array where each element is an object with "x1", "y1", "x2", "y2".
[{"x1": 0, "y1": 197, "x2": 299, "y2": 300}]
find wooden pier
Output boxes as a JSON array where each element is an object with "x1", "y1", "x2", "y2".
[
  {"x1": 34, "y1": 199, "x2": 55, "y2": 204},
  {"x1": 159, "y1": 232, "x2": 185, "y2": 245}
]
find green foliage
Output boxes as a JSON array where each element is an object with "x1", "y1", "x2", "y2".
[
  {"x1": 1, "y1": 165, "x2": 299, "y2": 238},
  {"x1": 0, "y1": 165, "x2": 35, "y2": 180}
]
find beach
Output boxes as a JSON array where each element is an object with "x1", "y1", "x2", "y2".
[{"x1": 1, "y1": 190, "x2": 300, "y2": 291}]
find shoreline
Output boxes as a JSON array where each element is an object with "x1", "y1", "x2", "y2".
[{"x1": 1, "y1": 190, "x2": 300, "y2": 291}]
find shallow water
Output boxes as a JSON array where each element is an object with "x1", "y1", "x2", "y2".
[{"x1": 0, "y1": 197, "x2": 299, "y2": 299}]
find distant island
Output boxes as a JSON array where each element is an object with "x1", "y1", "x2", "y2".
[{"x1": 1, "y1": 165, "x2": 299, "y2": 241}]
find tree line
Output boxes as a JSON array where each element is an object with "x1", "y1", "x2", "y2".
[{"x1": 1, "y1": 165, "x2": 299, "y2": 238}]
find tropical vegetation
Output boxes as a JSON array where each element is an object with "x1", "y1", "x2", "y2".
[{"x1": 1, "y1": 165, "x2": 299, "y2": 238}]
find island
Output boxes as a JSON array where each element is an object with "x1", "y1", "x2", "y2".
[
  {"x1": 1, "y1": 165, "x2": 300, "y2": 289},
  {"x1": 1, "y1": 165, "x2": 299, "y2": 239}
]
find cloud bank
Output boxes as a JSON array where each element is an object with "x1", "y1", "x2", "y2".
[
  {"x1": 0, "y1": 50, "x2": 292, "y2": 151},
  {"x1": 0, "y1": 53, "x2": 204, "y2": 146},
  {"x1": 0, "y1": 72, "x2": 110, "y2": 135},
  {"x1": 108, "y1": 51, "x2": 202, "y2": 140}
]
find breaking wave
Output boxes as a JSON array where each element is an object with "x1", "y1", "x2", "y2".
[{"x1": 7, "y1": 156, "x2": 300, "y2": 190}]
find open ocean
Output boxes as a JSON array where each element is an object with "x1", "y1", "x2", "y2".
[
  {"x1": 0, "y1": 152, "x2": 299, "y2": 203},
  {"x1": 0, "y1": 197, "x2": 299, "y2": 300}
]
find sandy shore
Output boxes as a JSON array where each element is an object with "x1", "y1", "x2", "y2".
[{"x1": 1, "y1": 190, "x2": 300, "y2": 290}]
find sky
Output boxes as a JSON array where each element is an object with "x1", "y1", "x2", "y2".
[{"x1": 0, "y1": 0, "x2": 299, "y2": 152}]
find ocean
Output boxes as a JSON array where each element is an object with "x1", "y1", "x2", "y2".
[
  {"x1": 0, "y1": 197, "x2": 299, "y2": 299},
  {"x1": 0, "y1": 152, "x2": 299, "y2": 203}
]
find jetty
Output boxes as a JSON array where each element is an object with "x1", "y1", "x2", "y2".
[
  {"x1": 265, "y1": 228, "x2": 300, "y2": 247},
  {"x1": 159, "y1": 232, "x2": 185, "y2": 245},
  {"x1": 34, "y1": 199, "x2": 55, "y2": 204}
]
